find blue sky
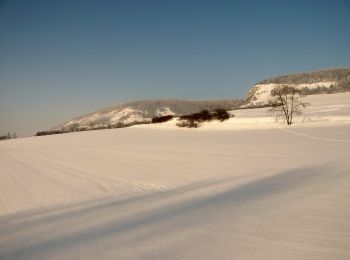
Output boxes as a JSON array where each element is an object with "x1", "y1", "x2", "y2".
[{"x1": 1, "y1": 0, "x2": 350, "y2": 136}]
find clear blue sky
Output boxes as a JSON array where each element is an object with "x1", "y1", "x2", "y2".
[{"x1": 1, "y1": 0, "x2": 350, "y2": 136}]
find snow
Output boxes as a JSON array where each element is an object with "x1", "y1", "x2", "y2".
[
  {"x1": 155, "y1": 107, "x2": 175, "y2": 116},
  {"x1": 0, "y1": 93, "x2": 350, "y2": 259},
  {"x1": 58, "y1": 107, "x2": 149, "y2": 130},
  {"x1": 110, "y1": 107, "x2": 142, "y2": 123},
  {"x1": 247, "y1": 83, "x2": 276, "y2": 105},
  {"x1": 297, "y1": 81, "x2": 336, "y2": 89},
  {"x1": 136, "y1": 93, "x2": 350, "y2": 130},
  {"x1": 246, "y1": 82, "x2": 337, "y2": 106}
]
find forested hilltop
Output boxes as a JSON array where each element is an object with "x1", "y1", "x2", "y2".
[{"x1": 257, "y1": 68, "x2": 350, "y2": 94}]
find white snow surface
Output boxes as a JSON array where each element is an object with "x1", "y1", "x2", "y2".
[
  {"x1": 1, "y1": 93, "x2": 350, "y2": 259},
  {"x1": 155, "y1": 107, "x2": 175, "y2": 116},
  {"x1": 61, "y1": 106, "x2": 147, "y2": 130},
  {"x1": 246, "y1": 81, "x2": 337, "y2": 106}
]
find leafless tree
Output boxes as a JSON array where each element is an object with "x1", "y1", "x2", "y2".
[{"x1": 269, "y1": 85, "x2": 309, "y2": 125}]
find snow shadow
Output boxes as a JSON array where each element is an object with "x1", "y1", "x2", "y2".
[{"x1": 0, "y1": 165, "x2": 337, "y2": 259}]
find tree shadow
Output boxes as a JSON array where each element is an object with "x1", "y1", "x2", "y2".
[{"x1": 0, "y1": 164, "x2": 338, "y2": 259}]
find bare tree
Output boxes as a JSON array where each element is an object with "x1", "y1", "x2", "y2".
[{"x1": 269, "y1": 85, "x2": 308, "y2": 125}]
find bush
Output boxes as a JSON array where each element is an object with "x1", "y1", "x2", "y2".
[
  {"x1": 152, "y1": 115, "x2": 174, "y2": 123},
  {"x1": 176, "y1": 119, "x2": 199, "y2": 128},
  {"x1": 35, "y1": 120, "x2": 153, "y2": 137},
  {"x1": 35, "y1": 130, "x2": 66, "y2": 136},
  {"x1": 0, "y1": 132, "x2": 17, "y2": 140},
  {"x1": 212, "y1": 108, "x2": 231, "y2": 121},
  {"x1": 179, "y1": 109, "x2": 212, "y2": 122},
  {"x1": 177, "y1": 108, "x2": 230, "y2": 128}
]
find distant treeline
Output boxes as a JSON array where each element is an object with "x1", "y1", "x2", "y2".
[
  {"x1": 0, "y1": 132, "x2": 17, "y2": 141},
  {"x1": 299, "y1": 81, "x2": 350, "y2": 95},
  {"x1": 35, "y1": 121, "x2": 151, "y2": 137},
  {"x1": 151, "y1": 115, "x2": 174, "y2": 123},
  {"x1": 246, "y1": 72, "x2": 350, "y2": 106},
  {"x1": 257, "y1": 68, "x2": 350, "y2": 85}
]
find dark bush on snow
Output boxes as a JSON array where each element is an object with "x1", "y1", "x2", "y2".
[
  {"x1": 35, "y1": 130, "x2": 66, "y2": 136},
  {"x1": 35, "y1": 120, "x2": 152, "y2": 137},
  {"x1": 179, "y1": 109, "x2": 212, "y2": 122},
  {"x1": 177, "y1": 108, "x2": 231, "y2": 128},
  {"x1": 212, "y1": 108, "x2": 231, "y2": 121},
  {"x1": 176, "y1": 119, "x2": 199, "y2": 128},
  {"x1": 152, "y1": 115, "x2": 174, "y2": 123}
]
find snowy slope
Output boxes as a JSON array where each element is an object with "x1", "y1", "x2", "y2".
[
  {"x1": 135, "y1": 93, "x2": 350, "y2": 130},
  {"x1": 1, "y1": 93, "x2": 350, "y2": 259},
  {"x1": 245, "y1": 82, "x2": 336, "y2": 106},
  {"x1": 244, "y1": 67, "x2": 350, "y2": 107},
  {"x1": 51, "y1": 68, "x2": 350, "y2": 132},
  {"x1": 53, "y1": 99, "x2": 241, "y2": 132}
]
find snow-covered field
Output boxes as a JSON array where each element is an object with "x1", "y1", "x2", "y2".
[{"x1": 1, "y1": 93, "x2": 350, "y2": 259}]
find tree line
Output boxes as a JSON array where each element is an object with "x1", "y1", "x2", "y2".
[
  {"x1": 35, "y1": 121, "x2": 151, "y2": 137},
  {"x1": 0, "y1": 132, "x2": 17, "y2": 141}
]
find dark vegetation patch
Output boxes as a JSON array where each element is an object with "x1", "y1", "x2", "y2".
[
  {"x1": 176, "y1": 109, "x2": 231, "y2": 128},
  {"x1": 0, "y1": 132, "x2": 17, "y2": 141},
  {"x1": 257, "y1": 68, "x2": 350, "y2": 85},
  {"x1": 35, "y1": 121, "x2": 151, "y2": 137},
  {"x1": 151, "y1": 115, "x2": 174, "y2": 123}
]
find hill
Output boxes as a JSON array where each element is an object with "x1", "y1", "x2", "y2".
[
  {"x1": 245, "y1": 68, "x2": 350, "y2": 106},
  {"x1": 47, "y1": 67, "x2": 350, "y2": 134},
  {"x1": 53, "y1": 99, "x2": 242, "y2": 132}
]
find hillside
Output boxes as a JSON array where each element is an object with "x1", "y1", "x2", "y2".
[
  {"x1": 257, "y1": 68, "x2": 350, "y2": 85},
  {"x1": 135, "y1": 93, "x2": 350, "y2": 130},
  {"x1": 245, "y1": 68, "x2": 350, "y2": 106},
  {"x1": 53, "y1": 99, "x2": 242, "y2": 132},
  {"x1": 49, "y1": 67, "x2": 350, "y2": 133}
]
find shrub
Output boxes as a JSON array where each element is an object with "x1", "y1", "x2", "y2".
[
  {"x1": 0, "y1": 132, "x2": 17, "y2": 140},
  {"x1": 212, "y1": 108, "x2": 231, "y2": 121},
  {"x1": 152, "y1": 115, "x2": 174, "y2": 123},
  {"x1": 176, "y1": 119, "x2": 199, "y2": 128},
  {"x1": 35, "y1": 130, "x2": 65, "y2": 136},
  {"x1": 177, "y1": 108, "x2": 230, "y2": 128},
  {"x1": 179, "y1": 109, "x2": 212, "y2": 122}
]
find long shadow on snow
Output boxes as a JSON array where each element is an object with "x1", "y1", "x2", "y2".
[
  {"x1": 0, "y1": 165, "x2": 336, "y2": 259},
  {"x1": 0, "y1": 174, "x2": 251, "y2": 234}
]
